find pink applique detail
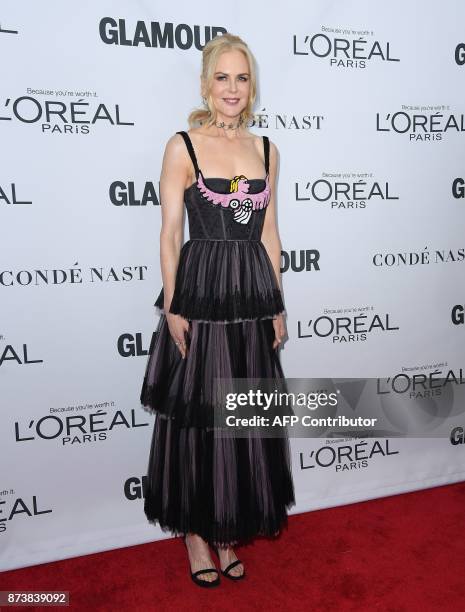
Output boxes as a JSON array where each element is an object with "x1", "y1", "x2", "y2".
[{"x1": 196, "y1": 172, "x2": 271, "y2": 225}]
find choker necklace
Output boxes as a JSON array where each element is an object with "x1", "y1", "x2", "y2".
[{"x1": 214, "y1": 115, "x2": 244, "y2": 130}]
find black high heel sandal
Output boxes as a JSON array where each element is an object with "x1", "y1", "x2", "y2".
[
  {"x1": 214, "y1": 546, "x2": 245, "y2": 581},
  {"x1": 221, "y1": 559, "x2": 245, "y2": 581},
  {"x1": 184, "y1": 536, "x2": 220, "y2": 588},
  {"x1": 190, "y1": 567, "x2": 220, "y2": 588}
]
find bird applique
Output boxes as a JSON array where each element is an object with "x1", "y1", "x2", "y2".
[{"x1": 197, "y1": 171, "x2": 271, "y2": 225}]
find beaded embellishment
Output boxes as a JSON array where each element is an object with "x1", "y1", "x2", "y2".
[{"x1": 197, "y1": 171, "x2": 271, "y2": 225}]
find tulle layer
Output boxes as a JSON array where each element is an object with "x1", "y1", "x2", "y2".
[
  {"x1": 140, "y1": 315, "x2": 287, "y2": 428},
  {"x1": 154, "y1": 239, "x2": 285, "y2": 322},
  {"x1": 143, "y1": 414, "x2": 296, "y2": 548},
  {"x1": 142, "y1": 234, "x2": 295, "y2": 544}
]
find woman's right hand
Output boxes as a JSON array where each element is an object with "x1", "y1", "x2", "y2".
[{"x1": 166, "y1": 311, "x2": 190, "y2": 359}]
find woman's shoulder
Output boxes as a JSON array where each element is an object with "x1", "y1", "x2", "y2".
[
  {"x1": 163, "y1": 129, "x2": 203, "y2": 164},
  {"x1": 252, "y1": 131, "x2": 276, "y2": 148},
  {"x1": 161, "y1": 132, "x2": 191, "y2": 173},
  {"x1": 164, "y1": 130, "x2": 188, "y2": 151},
  {"x1": 252, "y1": 133, "x2": 278, "y2": 165}
]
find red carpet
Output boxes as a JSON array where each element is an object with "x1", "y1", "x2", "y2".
[{"x1": 2, "y1": 481, "x2": 464, "y2": 611}]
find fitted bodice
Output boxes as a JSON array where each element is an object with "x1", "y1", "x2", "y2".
[
  {"x1": 185, "y1": 177, "x2": 268, "y2": 241},
  {"x1": 176, "y1": 130, "x2": 271, "y2": 242}
]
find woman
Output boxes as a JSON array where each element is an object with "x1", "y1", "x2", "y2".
[{"x1": 140, "y1": 32, "x2": 295, "y2": 587}]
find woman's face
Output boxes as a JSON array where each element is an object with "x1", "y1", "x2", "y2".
[{"x1": 206, "y1": 49, "x2": 251, "y2": 123}]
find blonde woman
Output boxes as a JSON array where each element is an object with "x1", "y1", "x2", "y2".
[{"x1": 140, "y1": 33, "x2": 295, "y2": 587}]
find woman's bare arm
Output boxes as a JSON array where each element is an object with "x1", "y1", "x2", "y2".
[
  {"x1": 261, "y1": 140, "x2": 283, "y2": 294},
  {"x1": 158, "y1": 134, "x2": 189, "y2": 311}
]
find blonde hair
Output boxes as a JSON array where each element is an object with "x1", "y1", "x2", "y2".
[{"x1": 188, "y1": 33, "x2": 258, "y2": 129}]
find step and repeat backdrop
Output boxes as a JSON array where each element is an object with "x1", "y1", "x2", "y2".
[{"x1": 1, "y1": 1, "x2": 464, "y2": 571}]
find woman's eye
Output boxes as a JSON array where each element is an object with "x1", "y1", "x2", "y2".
[{"x1": 216, "y1": 76, "x2": 248, "y2": 81}]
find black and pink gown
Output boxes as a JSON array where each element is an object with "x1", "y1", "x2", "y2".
[{"x1": 140, "y1": 130, "x2": 295, "y2": 547}]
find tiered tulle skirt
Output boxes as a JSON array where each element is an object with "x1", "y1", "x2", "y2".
[{"x1": 140, "y1": 239, "x2": 296, "y2": 547}]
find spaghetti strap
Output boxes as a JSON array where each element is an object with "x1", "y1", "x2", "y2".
[
  {"x1": 263, "y1": 135, "x2": 270, "y2": 174},
  {"x1": 177, "y1": 130, "x2": 200, "y2": 178}
]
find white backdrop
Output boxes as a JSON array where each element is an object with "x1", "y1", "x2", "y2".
[{"x1": 1, "y1": 0, "x2": 465, "y2": 572}]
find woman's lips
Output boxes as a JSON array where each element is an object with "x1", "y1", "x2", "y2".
[{"x1": 223, "y1": 98, "x2": 240, "y2": 105}]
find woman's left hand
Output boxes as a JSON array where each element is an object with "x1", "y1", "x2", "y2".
[{"x1": 272, "y1": 313, "x2": 286, "y2": 350}]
